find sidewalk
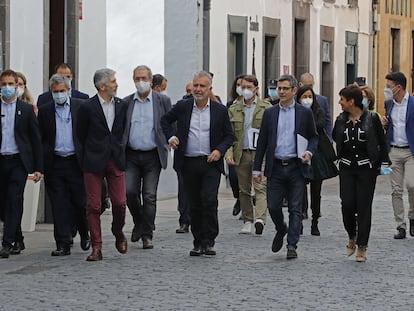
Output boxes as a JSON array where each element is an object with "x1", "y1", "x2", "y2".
[{"x1": 1, "y1": 175, "x2": 414, "y2": 310}]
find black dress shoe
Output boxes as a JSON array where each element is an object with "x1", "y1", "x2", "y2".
[
  {"x1": 272, "y1": 224, "x2": 287, "y2": 253},
  {"x1": 131, "y1": 226, "x2": 140, "y2": 243},
  {"x1": 0, "y1": 246, "x2": 12, "y2": 259},
  {"x1": 203, "y1": 246, "x2": 216, "y2": 256},
  {"x1": 287, "y1": 249, "x2": 298, "y2": 259},
  {"x1": 80, "y1": 236, "x2": 91, "y2": 251},
  {"x1": 142, "y1": 238, "x2": 154, "y2": 249},
  {"x1": 394, "y1": 227, "x2": 406, "y2": 239},
  {"x1": 10, "y1": 241, "x2": 25, "y2": 255},
  {"x1": 232, "y1": 199, "x2": 241, "y2": 216},
  {"x1": 176, "y1": 224, "x2": 189, "y2": 233},
  {"x1": 410, "y1": 220, "x2": 414, "y2": 237},
  {"x1": 51, "y1": 247, "x2": 71, "y2": 256},
  {"x1": 189, "y1": 247, "x2": 203, "y2": 256}
]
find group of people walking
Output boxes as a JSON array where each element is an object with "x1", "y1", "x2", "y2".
[{"x1": 1, "y1": 65, "x2": 413, "y2": 263}]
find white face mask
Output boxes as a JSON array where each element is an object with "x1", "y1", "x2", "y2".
[
  {"x1": 161, "y1": 90, "x2": 168, "y2": 96},
  {"x1": 135, "y1": 81, "x2": 151, "y2": 94},
  {"x1": 242, "y1": 89, "x2": 254, "y2": 100},
  {"x1": 384, "y1": 87, "x2": 394, "y2": 100},
  {"x1": 301, "y1": 97, "x2": 313, "y2": 108},
  {"x1": 16, "y1": 87, "x2": 25, "y2": 98},
  {"x1": 236, "y1": 86, "x2": 243, "y2": 96}
]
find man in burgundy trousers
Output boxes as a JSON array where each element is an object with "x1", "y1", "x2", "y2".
[{"x1": 77, "y1": 68, "x2": 128, "y2": 261}]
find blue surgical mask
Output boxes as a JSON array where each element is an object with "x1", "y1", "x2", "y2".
[
  {"x1": 1, "y1": 86, "x2": 16, "y2": 99},
  {"x1": 52, "y1": 92, "x2": 68, "y2": 105},
  {"x1": 268, "y1": 88, "x2": 278, "y2": 99},
  {"x1": 362, "y1": 98, "x2": 369, "y2": 109},
  {"x1": 384, "y1": 87, "x2": 394, "y2": 100}
]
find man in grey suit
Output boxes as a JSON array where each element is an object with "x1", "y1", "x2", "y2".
[{"x1": 124, "y1": 65, "x2": 171, "y2": 249}]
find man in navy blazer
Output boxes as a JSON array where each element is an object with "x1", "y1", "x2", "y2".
[
  {"x1": 37, "y1": 74, "x2": 90, "y2": 256},
  {"x1": 0, "y1": 69, "x2": 43, "y2": 258},
  {"x1": 123, "y1": 65, "x2": 171, "y2": 249},
  {"x1": 76, "y1": 68, "x2": 129, "y2": 261},
  {"x1": 382, "y1": 72, "x2": 414, "y2": 239},
  {"x1": 161, "y1": 71, "x2": 233, "y2": 256},
  {"x1": 36, "y1": 63, "x2": 89, "y2": 108},
  {"x1": 253, "y1": 75, "x2": 318, "y2": 259}
]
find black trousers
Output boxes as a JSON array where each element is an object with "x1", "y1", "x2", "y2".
[
  {"x1": 227, "y1": 164, "x2": 239, "y2": 199},
  {"x1": 339, "y1": 166, "x2": 377, "y2": 247},
  {"x1": 177, "y1": 170, "x2": 191, "y2": 226},
  {"x1": 45, "y1": 156, "x2": 88, "y2": 248},
  {"x1": 0, "y1": 156, "x2": 27, "y2": 248},
  {"x1": 182, "y1": 156, "x2": 221, "y2": 248}
]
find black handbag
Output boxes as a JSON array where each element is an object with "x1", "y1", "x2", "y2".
[{"x1": 318, "y1": 129, "x2": 337, "y2": 161}]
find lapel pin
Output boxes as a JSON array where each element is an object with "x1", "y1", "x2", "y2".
[{"x1": 18, "y1": 110, "x2": 22, "y2": 115}]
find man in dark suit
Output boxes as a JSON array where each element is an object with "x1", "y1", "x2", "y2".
[
  {"x1": 77, "y1": 68, "x2": 128, "y2": 261},
  {"x1": 0, "y1": 69, "x2": 43, "y2": 258},
  {"x1": 37, "y1": 74, "x2": 90, "y2": 256},
  {"x1": 123, "y1": 65, "x2": 171, "y2": 249},
  {"x1": 161, "y1": 71, "x2": 233, "y2": 256},
  {"x1": 253, "y1": 74, "x2": 318, "y2": 260},
  {"x1": 36, "y1": 63, "x2": 89, "y2": 107}
]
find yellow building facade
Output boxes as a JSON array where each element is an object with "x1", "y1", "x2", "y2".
[{"x1": 374, "y1": 0, "x2": 414, "y2": 115}]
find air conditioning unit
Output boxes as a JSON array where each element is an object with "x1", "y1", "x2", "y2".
[{"x1": 348, "y1": 0, "x2": 358, "y2": 8}]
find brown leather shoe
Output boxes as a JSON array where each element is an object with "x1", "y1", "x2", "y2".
[
  {"x1": 115, "y1": 239, "x2": 128, "y2": 254},
  {"x1": 86, "y1": 249, "x2": 103, "y2": 261},
  {"x1": 142, "y1": 238, "x2": 154, "y2": 249}
]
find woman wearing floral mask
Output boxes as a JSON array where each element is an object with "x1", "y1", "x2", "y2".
[{"x1": 297, "y1": 85, "x2": 338, "y2": 236}]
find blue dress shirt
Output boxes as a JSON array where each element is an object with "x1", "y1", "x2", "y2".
[
  {"x1": 54, "y1": 100, "x2": 75, "y2": 156},
  {"x1": 274, "y1": 102, "x2": 296, "y2": 159},
  {"x1": 0, "y1": 99, "x2": 19, "y2": 155}
]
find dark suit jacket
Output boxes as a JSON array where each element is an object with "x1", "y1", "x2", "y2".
[
  {"x1": 0, "y1": 100, "x2": 43, "y2": 173},
  {"x1": 123, "y1": 91, "x2": 171, "y2": 169},
  {"x1": 76, "y1": 95, "x2": 128, "y2": 173},
  {"x1": 384, "y1": 95, "x2": 414, "y2": 155},
  {"x1": 316, "y1": 94, "x2": 332, "y2": 139},
  {"x1": 161, "y1": 98, "x2": 234, "y2": 173},
  {"x1": 253, "y1": 102, "x2": 318, "y2": 179},
  {"x1": 37, "y1": 98, "x2": 84, "y2": 174},
  {"x1": 37, "y1": 89, "x2": 89, "y2": 107}
]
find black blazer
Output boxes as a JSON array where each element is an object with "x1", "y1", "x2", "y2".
[
  {"x1": 37, "y1": 98, "x2": 84, "y2": 174},
  {"x1": 161, "y1": 98, "x2": 234, "y2": 173},
  {"x1": 76, "y1": 95, "x2": 128, "y2": 173},
  {"x1": 253, "y1": 102, "x2": 318, "y2": 179},
  {"x1": 0, "y1": 100, "x2": 43, "y2": 173},
  {"x1": 37, "y1": 89, "x2": 89, "y2": 108}
]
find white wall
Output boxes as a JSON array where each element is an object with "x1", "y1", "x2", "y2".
[
  {"x1": 9, "y1": 0, "x2": 44, "y2": 101},
  {"x1": 105, "y1": 0, "x2": 164, "y2": 99},
  {"x1": 78, "y1": 0, "x2": 108, "y2": 96}
]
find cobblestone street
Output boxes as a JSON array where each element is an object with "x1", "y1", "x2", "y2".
[{"x1": 1, "y1": 175, "x2": 413, "y2": 310}]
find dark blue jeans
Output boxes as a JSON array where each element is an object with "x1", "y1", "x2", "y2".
[
  {"x1": 126, "y1": 149, "x2": 162, "y2": 239},
  {"x1": 267, "y1": 160, "x2": 305, "y2": 250}
]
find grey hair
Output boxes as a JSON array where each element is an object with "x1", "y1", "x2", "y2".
[
  {"x1": 133, "y1": 65, "x2": 153, "y2": 80},
  {"x1": 193, "y1": 70, "x2": 212, "y2": 85},
  {"x1": 93, "y1": 68, "x2": 116, "y2": 90},
  {"x1": 278, "y1": 74, "x2": 298, "y2": 88},
  {"x1": 299, "y1": 72, "x2": 314, "y2": 84},
  {"x1": 49, "y1": 74, "x2": 71, "y2": 90}
]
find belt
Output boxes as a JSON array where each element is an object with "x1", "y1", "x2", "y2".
[
  {"x1": 0, "y1": 153, "x2": 20, "y2": 160},
  {"x1": 54, "y1": 154, "x2": 76, "y2": 160},
  {"x1": 242, "y1": 149, "x2": 255, "y2": 152},
  {"x1": 274, "y1": 158, "x2": 297, "y2": 166},
  {"x1": 127, "y1": 148, "x2": 157, "y2": 153},
  {"x1": 184, "y1": 155, "x2": 208, "y2": 160},
  {"x1": 390, "y1": 145, "x2": 409, "y2": 149}
]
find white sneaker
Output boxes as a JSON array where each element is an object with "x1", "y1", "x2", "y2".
[{"x1": 240, "y1": 221, "x2": 252, "y2": 234}]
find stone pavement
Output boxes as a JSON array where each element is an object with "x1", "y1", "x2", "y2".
[{"x1": 1, "y1": 175, "x2": 414, "y2": 310}]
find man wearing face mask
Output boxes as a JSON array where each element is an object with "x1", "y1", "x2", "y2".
[
  {"x1": 37, "y1": 74, "x2": 90, "y2": 256},
  {"x1": 123, "y1": 65, "x2": 171, "y2": 249},
  {"x1": 225, "y1": 75, "x2": 272, "y2": 234},
  {"x1": 37, "y1": 63, "x2": 89, "y2": 107},
  {"x1": 264, "y1": 79, "x2": 280, "y2": 106},
  {"x1": 0, "y1": 69, "x2": 43, "y2": 258},
  {"x1": 382, "y1": 72, "x2": 414, "y2": 239}
]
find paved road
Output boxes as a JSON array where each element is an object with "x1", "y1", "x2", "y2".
[{"x1": 1, "y1": 174, "x2": 414, "y2": 310}]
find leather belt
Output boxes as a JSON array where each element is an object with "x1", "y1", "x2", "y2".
[
  {"x1": 54, "y1": 154, "x2": 76, "y2": 160},
  {"x1": 274, "y1": 158, "x2": 297, "y2": 166},
  {"x1": 0, "y1": 153, "x2": 20, "y2": 160},
  {"x1": 127, "y1": 148, "x2": 157, "y2": 153},
  {"x1": 390, "y1": 145, "x2": 409, "y2": 149}
]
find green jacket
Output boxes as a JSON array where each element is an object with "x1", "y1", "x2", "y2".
[{"x1": 225, "y1": 97, "x2": 272, "y2": 165}]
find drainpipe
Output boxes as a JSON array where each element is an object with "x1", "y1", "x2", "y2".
[{"x1": 203, "y1": 0, "x2": 211, "y2": 71}]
